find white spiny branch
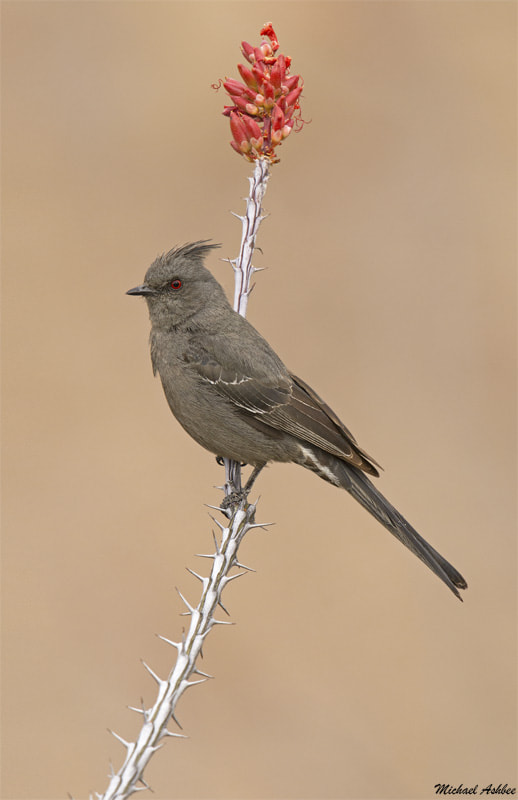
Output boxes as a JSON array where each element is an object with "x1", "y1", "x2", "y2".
[
  {"x1": 224, "y1": 157, "x2": 270, "y2": 496},
  {"x1": 100, "y1": 503, "x2": 267, "y2": 800},
  {"x1": 97, "y1": 158, "x2": 271, "y2": 800},
  {"x1": 231, "y1": 157, "x2": 270, "y2": 318}
]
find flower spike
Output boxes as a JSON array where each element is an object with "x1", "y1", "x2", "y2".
[{"x1": 217, "y1": 23, "x2": 304, "y2": 162}]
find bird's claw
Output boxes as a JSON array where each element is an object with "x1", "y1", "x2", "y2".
[
  {"x1": 215, "y1": 456, "x2": 248, "y2": 468},
  {"x1": 220, "y1": 490, "x2": 248, "y2": 510}
]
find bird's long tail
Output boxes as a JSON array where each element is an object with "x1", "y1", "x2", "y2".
[{"x1": 299, "y1": 445, "x2": 467, "y2": 600}]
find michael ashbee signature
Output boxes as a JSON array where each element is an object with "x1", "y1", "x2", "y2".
[{"x1": 434, "y1": 785, "x2": 516, "y2": 796}]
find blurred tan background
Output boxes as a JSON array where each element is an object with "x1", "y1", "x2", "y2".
[{"x1": 1, "y1": 2, "x2": 516, "y2": 798}]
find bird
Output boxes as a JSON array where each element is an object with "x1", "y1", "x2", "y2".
[{"x1": 127, "y1": 240, "x2": 467, "y2": 600}]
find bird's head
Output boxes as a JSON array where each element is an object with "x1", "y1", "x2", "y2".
[{"x1": 127, "y1": 241, "x2": 229, "y2": 328}]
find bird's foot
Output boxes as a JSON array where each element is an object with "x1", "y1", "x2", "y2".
[
  {"x1": 220, "y1": 490, "x2": 249, "y2": 510},
  {"x1": 215, "y1": 456, "x2": 247, "y2": 468},
  {"x1": 219, "y1": 465, "x2": 264, "y2": 512}
]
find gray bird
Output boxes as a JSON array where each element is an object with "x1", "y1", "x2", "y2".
[{"x1": 127, "y1": 240, "x2": 467, "y2": 600}]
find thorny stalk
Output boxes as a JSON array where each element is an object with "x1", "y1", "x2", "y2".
[
  {"x1": 224, "y1": 157, "x2": 270, "y2": 496},
  {"x1": 98, "y1": 506, "x2": 267, "y2": 800},
  {"x1": 97, "y1": 162, "x2": 271, "y2": 800}
]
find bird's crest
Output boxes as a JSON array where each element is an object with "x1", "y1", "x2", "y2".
[{"x1": 159, "y1": 240, "x2": 221, "y2": 266}]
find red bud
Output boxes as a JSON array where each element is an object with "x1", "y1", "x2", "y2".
[
  {"x1": 252, "y1": 64, "x2": 266, "y2": 86},
  {"x1": 242, "y1": 115, "x2": 262, "y2": 139},
  {"x1": 271, "y1": 105, "x2": 285, "y2": 131},
  {"x1": 285, "y1": 86, "x2": 303, "y2": 109},
  {"x1": 230, "y1": 95, "x2": 258, "y2": 114},
  {"x1": 283, "y1": 74, "x2": 300, "y2": 93},
  {"x1": 270, "y1": 55, "x2": 287, "y2": 89},
  {"x1": 223, "y1": 79, "x2": 248, "y2": 97},
  {"x1": 241, "y1": 41, "x2": 255, "y2": 63},
  {"x1": 264, "y1": 82, "x2": 275, "y2": 100},
  {"x1": 229, "y1": 112, "x2": 247, "y2": 144},
  {"x1": 237, "y1": 63, "x2": 258, "y2": 90}
]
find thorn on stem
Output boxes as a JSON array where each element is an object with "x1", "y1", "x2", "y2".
[
  {"x1": 232, "y1": 559, "x2": 256, "y2": 572},
  {"x1": 204, "y1": 502, "x2": 226, "y2": 512},
  {"x1": 222, "y1": 570, "x2": 248, "y2": 583},
  {"x1": 193, "y1": 666, "x2": 214, "y2": 679},
  {"x1": 156, "y1": 633, "x2": 183, "y2": 652},
  {"x1": 182, "y1": 677, "x2": 209, "y2": 689},
  {"x1": 218, "y1": 598, "x2": 230, "y2": 616},
  {"x1": 161, "y1": 728, "x2": 188, "y2": 739},
  {"x1": 127, "y1": 704, "x2": 146, "y2": 716},
  {"x1": 141, "y1": 660, "x2": 164, "y2": 686},
  {"x1": 208, "y1": 513, "x2": 226, "y2": 532},
  {"x1": 186, "y1": 566, "x2": 206, "y2": 583},
  {"x1": 109, "y1": 728, "x2": 133, "y2": 751},
  {"x1": 211, "y1": 529, "x2": 222, "y2": 552},
  {"x1": 175, "y1": 587, "x2": 194, "y2": 613},
  {"x1": 171, "y1": 710, "x2": 183, "y2": 730},
  {"x1": 247, "y1": 521, "x2": 274, "y2": 530}
]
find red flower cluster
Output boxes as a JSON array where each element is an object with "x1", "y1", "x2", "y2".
[{"x1": 221, "y1": 23, "x2": 303, "y2": 162}]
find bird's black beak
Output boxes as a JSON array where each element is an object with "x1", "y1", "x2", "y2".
[{"x1": 126, "y1": 284, "x2": 156, "y2": 296}]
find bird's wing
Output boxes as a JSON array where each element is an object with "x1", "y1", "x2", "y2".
[
  {"x1": 184, "y1": 338, "x2": 380, "y2": 476},
  {"x1": 281, "y1": 374, "x2": 381, "y2": 475},
  {"x1": 264, "y1": 373, "x2": 381, "y2": 476},
  {"x1": 183, "y1": 335, "x2": 292, "y2": 413}
]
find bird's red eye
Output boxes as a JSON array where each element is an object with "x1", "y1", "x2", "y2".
[{"x1": 171, "y1": 279, "x2": 182, "y2": 290}]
